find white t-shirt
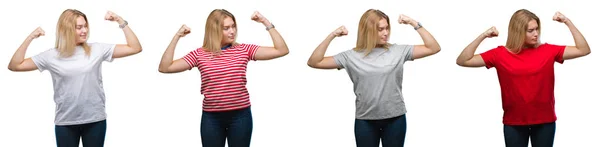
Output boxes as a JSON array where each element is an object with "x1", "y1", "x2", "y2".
[{"x1": 31, "y1": 42, "x2": 115, "y2": 126}]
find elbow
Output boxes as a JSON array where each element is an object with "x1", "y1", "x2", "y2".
[
  {"x1": 432, "y1": 47, "x2": 441, "y2": 54},
  {"x1": 307, "y1": 61, "x2": 317, "y2": 68},
  {"x1": 134, "y1": 47, "x2": 143, "y2": 54},
  {"x1": 281, "y1": 50, "x2": 290, "y2": 57},
  {"x1": 157, "y1": 65, "x2": 168, "y2": 73},
  {"x1": 455, "y1": 60, "x2": 466, "y2": 67},
  {"x1": 158, "y1": 68, "x2": 169, "y2": 73},
  {"x1": 7, "y1": 64, "x2": 17, "y2": 71}
]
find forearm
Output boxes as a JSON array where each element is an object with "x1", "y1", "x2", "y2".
[
  {"x1": 308, "y1": 34, "x2": 336, "y2": 65},
  {"x1": 565, "y1": 20, "x2": 590, "y2": 53},
  {"x1": 413, "y1": 22, "x2": 441, "y2": 52},
  {"x1": 117, "y1": 19, "x2": 142, "y2": 51},
  {"x1": 159, "y1": 35, "x2": 180, "y2": 70},
  {"x1": 457, "y1": 34, "x2": 486, "y2": 63},
  {"x1": 264, "y1": 21, "x2": 289, "y2": 54},
  {"x1": 9, "y1": 36, "x2": 34, "y2": 68}
]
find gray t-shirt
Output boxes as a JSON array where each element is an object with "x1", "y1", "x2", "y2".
[
  {"x1": 333, "y1": 44, "x2": 414, "y2": 120},
  {"x1": 31, "y1": 42, "x2": 115, "y2": 126}
]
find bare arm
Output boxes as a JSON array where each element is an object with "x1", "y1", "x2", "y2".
[
  {"x1": 250, "y1": 11, "x2": 289, "y2": 60},
  {"x1": 456, "y1": 27, "x2": 498, "y2": 67},
  {"x1": 8, "y1": 27, "x2": 45, "y2": 72},
  {"x1": 105, "y1": 11, "x2": 143, "y2": 59},
  {"x1": 158, "y1": 25, "x2": 192, "y2": 73},
  {"x1": 307, "y1": 26, "x2": 347, "y2": 69},
  {"x1": 398, "y1": 15, "x2": 441, "y2": 60},
  {"x1": 553, "y1": 12, "x2": 591, "y2": 60}
]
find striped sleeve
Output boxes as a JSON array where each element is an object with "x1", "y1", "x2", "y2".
[
  {"x1": 243, "y1": 44, "x2": 260, "y2": 61},
  {"x1": 183, "y1": 49, "x2": 199, "y2": 70}
]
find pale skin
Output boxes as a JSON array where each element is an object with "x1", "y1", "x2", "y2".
[
  {"x1": 158, "y1": 11, "x2": 290, "y2": 73},
  {"x1": 7, "y1": 11, "x2": 143, "y2": 72},
  {"x1": 307, "y1": 14, "x2": 441, "y2": 69},
  {"x1": 456, "y1": 11, "x2": 591, "y2": 67}
]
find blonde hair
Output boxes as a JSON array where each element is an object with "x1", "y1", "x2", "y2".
[
  {"x1": 202, "y1": 9, "x2": 238, "y2": 55},
  {"x1": 354, "y1": 9, "x2": 391, "y2": 56},
  {"x1": 55, "y1": 9, "x2": 91, "y2": 58},
  {"x1": 506, "y1": 9, "x2": 541, "y2": 53}
]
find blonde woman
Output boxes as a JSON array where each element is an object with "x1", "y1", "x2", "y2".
[
  {"x1": 158, "y1": 9, "x2": 289, "y2": 147},
  {"x1": 7, "y1": 9, "x2": 142, "y2": 147},
  {"x1": 307, "y1": 9, "x2": 441, "y2": 147},
  {"x1": 456, "y1": 9, "x2": 590, "y2": 147}
]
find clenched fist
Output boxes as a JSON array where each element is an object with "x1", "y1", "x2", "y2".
[
  {"x1": 398, "y1": 14, "x2": 417, "y2": 26},
  {"x1": 251, "y1": 11, "x2": 268, "y2": 24},
  {"x1": 331, "y1": 26, "x2": 348, "y2": 37},
  {"x1": 29, "y1": 27, "x2": 45, "y2": 39},
  {"x1": 482, "y1": 26, "x2": 499, "y2": 38},
  {"x1": 552, "y1": 11, "x2": 569, "y2": 23},
  {"x1": 177, "y1": 25, "x2": 191, "y2": 37},
  {"x1": 104, "y1": 11, "x2": 122, "y2": 22}
]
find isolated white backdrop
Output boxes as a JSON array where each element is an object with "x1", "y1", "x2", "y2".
[{"x1": 0, "y1": 0, "x2": 598, "y2": 146}]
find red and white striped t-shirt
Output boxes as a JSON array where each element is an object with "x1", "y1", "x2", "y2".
[{"x1": 183, "y1": 43, "x2": 259, "y2": 112}]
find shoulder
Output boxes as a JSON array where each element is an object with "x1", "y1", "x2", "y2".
[
  {"x1": 188, "y1": 47, "x2": 207, "y2": 56},
  {"x1": 87, "y1": 42, "x2": 115, "y2": 49},
  {"x1": 487, "y1": 45, "x2": 506, "y2": 53},
  {"x1": 233, "y1": 43, "x2": 259, "y2": 50},
  {"x1": 35, "y1": 48, "x2": 59, "y2": 58},
  {"x1": 389, "y1": 43, "x2": 412, "y2": 49},
  {"x1": 537, "y1": 43, "x2": 565, "y2": 49}
]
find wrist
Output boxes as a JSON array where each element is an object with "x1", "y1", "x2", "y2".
[
  {"x1": 329, "y1": 33, "x2": 337, "y2": 38},
  {"x1": 262, "y1": 20, "x2": 272, "y2": 27},
  {"x1": 118, "y1": 20, "x2": 128, "y2": 29},
  {"x1": 563, "y1": 19, "x2": 572, "y2": 25},
  {"x1": 412, "y1": 22, "x2": 422, "y2": 30},
  {"x1": 409, "y1": 21, "x2": 419, "y2": 27},
  {"x1": 116, "y1": 17, "x2": 124, "y2": 23},
  {"x1": 479, "y1": 33, "x2": 488, "y2": 38}
]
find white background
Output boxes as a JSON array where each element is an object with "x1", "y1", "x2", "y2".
[{"x1": 1, "y1": 0, "x2": 598, "y2": 146}]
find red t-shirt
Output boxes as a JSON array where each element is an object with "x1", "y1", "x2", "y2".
[
  {"x1": 183, "y1": 43, "x2": 259, "y2": 112},
  {"x1": 480, "y1": 43, "x2": 566, "y2": 125}
]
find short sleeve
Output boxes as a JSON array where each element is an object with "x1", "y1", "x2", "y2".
[
  {"x1": 479, "y1": 47, "x2": 501, "y2": 69},
  {"x1": 392, "y1": 44, "x2": 414, "y2": 62},
  {"x1": 90, "y1": 42, "x2": 116, "y2": 62},
  {"x1": 543, "y1": 43, "x2": 567, "y2": 64},
  {"x1": 182, "y1": 49, "x2": 200, "y2": 70},
  {"x1": 31, "y1": 49, "x2": 53, "y2": 72},
  {"x1": 242, "y1": 44, "x2": 259, "y2": 61},
  {"x1": 333, "y1": 50, "x2": 349, "y2": 69}
]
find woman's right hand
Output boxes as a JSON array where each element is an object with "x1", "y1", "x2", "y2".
[
  {"x1": 331, "y1": 26, "x2": 348, "y2": 37},
  {"x1": 177, "y1": 25, "x2": 191, "y2": 37},
  {"x1": 29, "y1": 27, "x2": 45, "y2": 39},
  {"x1": 482, "y1": 26, "x2": 498, "y2": 38}
]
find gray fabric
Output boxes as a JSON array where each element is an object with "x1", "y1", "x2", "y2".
[
  {"x1": 333, "y1": 44, "x2": 414, "y2": 120},
  {"x1": 31, "y1": 42, "x2": 115, "y2": 126}
]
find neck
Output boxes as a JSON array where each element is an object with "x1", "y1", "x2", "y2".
[
  {"x1": 221, "y1": 44, "x2": 232, "y2": 50},
  {"x1": 376, "y1": 44, "x2": 387, "y2": 48}
]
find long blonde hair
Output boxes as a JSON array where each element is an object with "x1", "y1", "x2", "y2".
[
  {"x1": 506, "y1": 9, "x2": 541, "y2": 53},
  {"x1": 55, "y1": 9, "x2": 91, "y2": 58},
  {"x1": 354, "y1": 9, "x2": 391, "y2": 56},
  {"x1": 202, "y1": 9, "x2": 238, "y2": 55}
]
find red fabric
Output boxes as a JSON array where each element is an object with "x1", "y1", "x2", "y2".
[
  {"x1": 183, "y1": 44, "x2": 259, "y2": 112},
  {"x1": 480, "y1": 43, "x2": 566, "y2": 125}
]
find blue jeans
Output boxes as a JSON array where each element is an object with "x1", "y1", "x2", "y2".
[
  {"x1": 354, "y1": 114, "x2": 407, "y2": 147},
  {"x1": 504, "y1": 122, "x2": 556, "y2": 147},
  {"x1": 201, "y1": 107, "x2": 253, "y2": 147},
  {"x1": 55, "y1": 120, "x2": 107, "y2": 147}
]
